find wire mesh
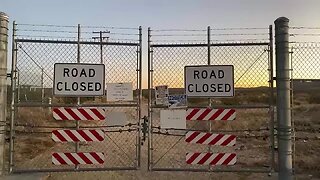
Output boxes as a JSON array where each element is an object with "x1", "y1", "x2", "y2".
[
  {"x1": 290, "y1": 41, "x2": 320, "y2": 176},
  {"x1": 11, "y1": 23, "x2": 141, "y2": 172},
  {"x1": 149, "y1": 27, "x2": 272, "y2": 172}
]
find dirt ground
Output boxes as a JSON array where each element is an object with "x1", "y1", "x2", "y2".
[{"x1": 3, "y1": 97, "x2": 320, "y2": 180}]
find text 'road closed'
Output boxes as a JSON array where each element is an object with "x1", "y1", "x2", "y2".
[
  {"x1": 54, "y1": 63, "x2": 105, "y2": 96},
  {"x1": 184, "y1": 65, "x2": 234, "y2": 97}
]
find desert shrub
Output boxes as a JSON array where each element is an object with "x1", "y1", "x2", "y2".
[
  {"x1": 56, "y1": 97, "x2": 94, "y2": 104},
  {"x1": 221, "y1": 97, "x2": 241, "y2": 105},
  {"x1": 245, "y1": 95, "x2": 270, "y2": 104},
  {"x1": 188, "y1": 98, "x2": 209, "y2": 106}
]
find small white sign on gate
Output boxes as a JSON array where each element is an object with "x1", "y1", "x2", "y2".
[
  {"x1": 160, "y1": 109, "x2": 186, "y2": 129},
  {"x1": 106, "y1": 82, "x2": 133, "y2": 101},
  {"x1": 155, "y1": 85, "x2": 169, "y2": 105}
]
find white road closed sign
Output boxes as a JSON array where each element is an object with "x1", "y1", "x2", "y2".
[
  {"x1": 185, "y1": 65, "x2": 234, "y2": 97},
  {"x1": 53, "y1": 63, "x2": 105, "y2": 96}
]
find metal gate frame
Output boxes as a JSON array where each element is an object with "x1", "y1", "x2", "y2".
[
  {"x1": 147, "y1": 26, "x2": 275, "y2": 173},
  {"x1": 9, "y1": 22, "x2": 142, "y2": 173}
]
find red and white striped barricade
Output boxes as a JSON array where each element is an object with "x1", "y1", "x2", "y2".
[
  {"x1": 52, "y1": 129, "x2": 104, "y2": 142},
  {"x1": 185, "y1": 108, "x2": 237, "y2": 166},
  {"x1": 185, "y1": 131, "x2": 236, "y2": 146},
  {"x1": 186, "y1": 108, "x2": 236, "y2": 121},
  {"x1": 186, "y1": 152, "x2": 236, "y2": 165},
  {"x1": 52, "y1": 152, "x2": 105, "y2": 165},
  {"x1": 52, "y1": 107, "x2": 106, "y2": 166},
  {"x1": 52, "y1": 107, "x2": 105, "y2": 121}
]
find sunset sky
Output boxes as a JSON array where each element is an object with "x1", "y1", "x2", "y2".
[{"x1": 2, "y1": 0, "x2": 320, "y2": 88}]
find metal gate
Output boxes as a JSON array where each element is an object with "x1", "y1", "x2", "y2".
[
  {"x1": 147, "y1": 26, "x2": 275, "y2": 172},
  {"x1": 9, "y1": 22, "x2": 142, "y2": 173}
]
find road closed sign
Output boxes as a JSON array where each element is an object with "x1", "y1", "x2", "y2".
[
  {"x1": 184, "y1": 65, "x2": 234, "y2": 97},
  {"x1": 54, "y1": 63, "x2": 105, "y2": 96}
]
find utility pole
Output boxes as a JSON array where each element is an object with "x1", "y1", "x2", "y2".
[
  {"x1": 92, "y1": 31, "x2": 110, "y2": 64},
  {"x1": 93, "y1": 30, "x2": 109, "y2": 103}
]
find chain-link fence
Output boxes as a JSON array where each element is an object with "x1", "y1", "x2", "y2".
[
  {"x1": 289, "y1": 26, "x2": 320, "y2": 177},
  {"x1": 148, "y1": 27, "x2": 275, "y2": 172},
  {"x1": 9, "y1": 23, "x2": 142, "y2": 173}
]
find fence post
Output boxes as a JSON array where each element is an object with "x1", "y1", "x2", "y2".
[
  {"x1": 0, "y1": 11, "x2": 8, "y2": 175},
  {"x1": 269, "y1": 24, "x2": 275, "y2": 173},
  {"x1": 147, "y1": 27, "x2": 151, "y2": 171},
  {"x1": 137, "y1": 26, "x2": 142, "y2": 168},
  {"x1": 9, "y1": 21, "x2": 17, "y2": 173},
  {"x1": 75, "y1": 24, "x2": 81, "y2": 170},
  {"x1": 274, "y1": 17, "x2": 292, "y2": 180}
]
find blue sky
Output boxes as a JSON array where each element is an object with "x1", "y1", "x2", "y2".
[
  {"x1": 3, "y1": 0, "x2": 320, "y2": 28},
  {"x1": 2, "y1": 0, "x2": 320, "y2": 88}
]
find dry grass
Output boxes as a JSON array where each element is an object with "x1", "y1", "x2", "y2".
[{"x1": 8, "y1": 91, "x2": 320, "y2": 179}]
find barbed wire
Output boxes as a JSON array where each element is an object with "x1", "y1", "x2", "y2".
[
  {"x1": 291, "y1": 33, "x2": 320, "y2": 36},
  {"x1": 13, "y1": 122, "x2": 139, "y2": 129},
  {"x1": 16, "y1": 23, "x2": 139, "y2": 30},
  {"x1": 211, "y1": 38, "x2": 269, "y2": 42},
  {"x1": 290, "y1": 26, "x2": 320, "y2": 30},
  {"x1": 151, "y1": 34, "x2": 207, "y2": 37},
  {"x1": 211, "y1": 27, "x2": 268, "y2": 30},
  {"x1": 151, "y1": 27, "x2": 268, "y2": 32},
  {"x1": 16, "y1": 29, "x2": 78, "y2": 34},
  {"x1": 151, "y1": 29, "x2": 206, "y2": 32},
  {"x1": 290, "y1": 46, "x2": 320, "y2": 50},
  {"x1": 152, "y1": 126, "x2": 269, "y2": 132},
  {"x1": 81, "y1": 25, "x2": 138, "y2": 30},
  {"x1": 151, "y1": 33, "x2": 268, "y2": 37},
  {"x1": 108, "y1": 38, "x2": 139, "y2": 42},
  {"x1": 150, "y1": 39, "x2": 269, "y2": 43},
  {"x1": 152, "y1": 131, "x2": 319, "y2": 141},
  {"x1": 290, "y1": 41, "x2": 320, "y2": 44},
  {"x1": 109, "y1": 32, "x2": 139, "y2": 36},
  {"x1": 17, "y1": 23, "x2": 77, "y2": 28},
  {"x1": 16, "y1": 35, "x2": 77, "y2": 39},
  {"x1": 13, "y1": 128, "x2": 139, "y2": 134},
  {"x1": 151, "y1": 39, "x2": 206, "y2": 42},
  {"x1": 211, "y1": 33, "x2": 268, "y2": 36}
]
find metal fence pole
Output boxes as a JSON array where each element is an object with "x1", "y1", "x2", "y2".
[
  {"x1": 9, "y1": 21, "x2": 17, "y2": 173},
  {"x1": 41, "y1": 68, "x2": 44, "y2": 103},
  {"x1": 0, "y1": 11, "x2": 9, "y2": 175},
  {"x1": 16, "y1": 69, "x2": 20, "y2": 103},
  {"x1": 207, "y1": 26, "x2": 211, "y2": 65},
  {"x1": 268, "y1": 24, "x2": 275, "y2": 172},
  {"x1": 137, "y1": 26, "x2": 142, "y2": 168},
  {"x1": 147, "y1": 27, "x2": 152, "y2": 171},
  {"x1": 274, "y1": 17, "x2": 292, "y2": 180},
  {"x1": 207, "y1": 26, "x2": 212, "y2": 171},
  {"x1": 75, "y1": 24, "x2": 81, "y2": 170}
]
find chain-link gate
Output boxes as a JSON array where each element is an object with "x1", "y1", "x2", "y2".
[
  {"x1": 9, "y1": 23, "x2": 142, "y2": 173},
  {"x1": 148, "y1": 27, "x2": 275, "y2": 173}
]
